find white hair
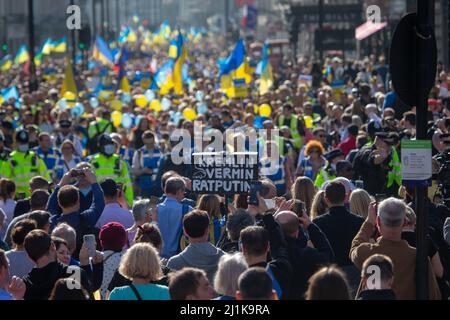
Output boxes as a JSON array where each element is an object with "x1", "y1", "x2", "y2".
[
  {"x1": 378, "y1": 198, "x2": 406, "y2": 228},
  {"x1": 214, "y1": 253, "x2": 248, "y2": 297}
]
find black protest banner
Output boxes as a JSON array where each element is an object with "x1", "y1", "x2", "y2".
[{"x1": 191, "y1": 152, "x2": 258, "y2": 195}]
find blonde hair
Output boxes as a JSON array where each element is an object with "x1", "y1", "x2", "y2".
[
  {"x1": 118, "y1": 243, "x2": 162, "y2": 281},
  {"x1": 291, "y1": 177, "x2": 316, "y2": 215},
  {"x1": 349, "y1": 189, "x2": 372, "y2": 219},
  {"x1": 310, "y1": 190, "x2": 328, "y2": 220},
  {"x1": 214, "y1": 253, "x2": 248, "y2": 297},
  {"x1": 197, "y1": 194, "x2": 222, "y2": 220}
]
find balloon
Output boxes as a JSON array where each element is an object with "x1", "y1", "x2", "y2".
[
  {"x1": 303, "y1": 116, "x2": 313, "y2": 128},
  {"x1": 134, "y1": 94, "x2": 148, "y2": 108},
  {"x1": 71, "y1": 103, "x2": 84, "y2": 118},
  {"x1": 0, "y1": 96, "x2": 4, "y2": 105},
  {"x1": 197, "y1": 102, "x2": 207, "y2": 115},
  {"x1": 150, "y1": 100, "x2": 162, "y2": 112},
  {"x1": 195, "y1": 90, "x2": 204, "y2": 102},
  {"x1": 161, "y1": 97, "x2": 171, "y2": 111},
  {"x1": 122, "y1": 92, "x2": 132, "y2": 104},
  {"x1": 253, "y1": 105, "x2": 259, "y2": 114},
  {"x1": 111, "y1": 111, "x2": 122, "y2": 128},
  {"x1": 259, "y1": 104, "x2": 272, "y2": 117},
  {"x1": 144, "y1": 89, "x2": 155, "y2": 102},
  {"x1": 58, "y1": 99, "x2": 67, "y2": 110},
  {"x1": 90, "y1": 97, "x2": 99, "y2": 108},
  {"x1": 110, "y1": 100, "x2": 123, "y2": 111},
  {"x1": 122, "y1": 113, "x2": 134, "y2": 129},
  {"x1": 183, "y1": 108, "x2": 197, "y2": 121}
]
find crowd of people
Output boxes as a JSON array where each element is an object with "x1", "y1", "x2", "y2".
[{"x1": 1, "y1": 23, "x2": 450, "y2": 300}]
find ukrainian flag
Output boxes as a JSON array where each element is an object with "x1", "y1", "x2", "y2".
[
  {"x1": 0, "y1": 86, "x2": 20, "y2": 103},
  {"x1": 51, "y1": 37, "x2": 67, "y2": 53},
  {"x1": 92, "y1": 36, "x2": 114, "y2": 67},
  {"x1": 172, "y1": 31, "x2": 188, "y2": 95},
  {"x1": 117, "y1": 47, "x2": 130, "y2": 93},
  {"x1": 323, "y1": 65, "x2": 333, "y2": 84},
  {"x1": 42, "y1": 38, "x2": 53, "y2": 55},
  {"x1": 153, "y1": 60, "x2": 174, "y2": 94},
  {"x1": 0, "y1": 55, "x2": 12, "y2": 72},
  {"x1": 218, "y1": 39, "x2": 249, "y2": 98},
  {"x1": 34, "y1": 47, "x2": 43, "y2": 66},
  {"x1": 257, "y1": 43, "x2": 273, "y2": 95},
  {"x1": 61, "y1": 56, "x2": 78, "y2": 97},
  {"x1": 14, "y1": 46, "x2": 30, "y2": 65}
]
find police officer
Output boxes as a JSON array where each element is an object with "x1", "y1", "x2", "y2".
[
  {"x1": 34, "y1": 132, "x2": 61, "y2": 182},
  {"x1": 90, "y1": 133, "x2": 134, "y2": 208},
  {"x1": 0, "y1": 130, "x2": 50, "y2": 198},
  {"x1": 132, "y1": 130, "x2": 163, "y2": 198},
  {"x1": 110, "y1": 133, "x2": 134, "y2": 169},
  {"x1": 87, "y1": 108, "x2": 114, "y2": 155},
  {"x1": 315, "y1": 149, "x2": 345, "y2": 188},
  {"x1": 276, "y1": 103, "x2": 306, "y2": 150},
  {"x1": 352, "y1": 132, "x2": 401, "y2": 197}
]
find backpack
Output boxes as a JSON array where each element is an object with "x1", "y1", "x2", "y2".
[{"x1": 87, "y1": 122, "x2": 113, "y2": 155}]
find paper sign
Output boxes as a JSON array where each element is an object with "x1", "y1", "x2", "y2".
[{"x1": 401, "y1": 140, "x2": 432, "y2": 187}]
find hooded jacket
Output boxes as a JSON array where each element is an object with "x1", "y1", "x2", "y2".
[{"x1": 166, "y1": 242, "x2": 225, "y2": 282}]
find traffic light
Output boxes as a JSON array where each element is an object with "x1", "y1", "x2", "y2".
[{"x1": 78, "y1": 24, "x2": 91, "y2": 51}]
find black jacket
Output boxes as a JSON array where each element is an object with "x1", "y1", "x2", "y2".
[
  {"x1": 358, "y1": 289, "x2": 396, "y2": 300},
  {"x1": 23, "y1": 261, "x2": 91, "y2": 300},
  {"x1": 249, "y1": 214, "x2": 292, "y2": 300},
  {"x1": 352, "y1": 145, "x2": 398, "y2": 197},
  {"x1": 284, "y1": 223, "x2": 335, "y2": 300},
  {"x1": 313, "y1": 206, "x2": 364, "y2": 267}
]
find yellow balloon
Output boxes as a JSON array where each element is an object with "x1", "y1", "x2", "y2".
[
  {"x1": 259, "y1": 104, "x2": 272, "y2": 117},
  {"x1": 63, "y1": 91, "x2": 76, "y2": 101},
  {"x1": 110, "y1": 100, "x2": 123, "y2": 111},
  {"x1": 150, "y1": 100, "x2": 162, "y2": 112},
  {"x1": 304, "y1": 116, "x2": 313, "y2": 128},
  {"x1": 134, "y1": 95, "x2": 148, "y2": 108},
  {"x1": 111, "y1": 111, "x2": 122, "y2": 128},
  {"x1": 0, "y1": 95, "x2": 4, "y2": 105},
  {"x1": 183, "y1": 108, "x2": 197, "y2": 121},
  {"x1": 253, "y1": 105, "x2": 259, "y2": 114}
]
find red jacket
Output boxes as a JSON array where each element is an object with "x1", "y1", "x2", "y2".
[{"x1": 337, "y1": 136, "x2": 356, "y2": 156}]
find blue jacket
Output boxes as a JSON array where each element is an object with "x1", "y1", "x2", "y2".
[{"x1": 48, "y1": 183, "x2": 105, "y2": 233}]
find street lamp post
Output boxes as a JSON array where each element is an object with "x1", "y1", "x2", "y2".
[
  {"x1": 100, "y1": 0, "x2": 105, "y2": 38},
  {"x1": 27, "y1": 0, "x2": 38, "y2": 92},
  {"x1": 92, "y1": 0, "x2": 97, "y2": 39},
  {"x1": 70, "y1": 0, "x2": 76, "y2": 65}
]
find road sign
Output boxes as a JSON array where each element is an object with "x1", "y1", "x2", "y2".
[{"x1": 389, "y1": 13, "x2": 437, "y2": 107}]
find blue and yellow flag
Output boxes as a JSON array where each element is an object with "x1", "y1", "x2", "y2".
[
  {"x1": 117, "y1": 47, "x2": 130, "y2": 93},
  {"x1": 257, "y1": 43, "x2": 273, "y2": 95},
  {"x1": 61, "y1": 56, "x2": 78, "y2": 97},
  {"x1": 42, "y1": 38, "x2": 53, "y2": 55},
  {"x1": 0, "y1": 86, "x2": 20, "y2": 104},
  {"x1": 51, "y1": 37, "x2": 67, "y2": 53},
  {"x1": 92, "y1": 36, "x2": 114, "y2": 67},
  {"x1": 153, "y1": 60, "x2": 174, "y2": 94},
  {"x1": 172, "y1": 31, "x2": 188, "y2": 95},
  {"x1": 14, "y1": 46, "x2": 30, "y2": 65},
  {"x1": 218, "y1": 39, "x2": 249, "y2": 98},
  {"x1": 0, "y1": 55, "x2": 12, "y2": 72}
]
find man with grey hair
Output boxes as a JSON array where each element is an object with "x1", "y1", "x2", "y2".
[
  {"x1": 126, "y1": 199, "x2": 152, "y2": 246},
  {"x1": 350, "y1": 198, "x2": 441, "y2": 300},
  {"x1": 217, "y1": 209, "x2": 255, "y2": 254}
]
